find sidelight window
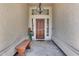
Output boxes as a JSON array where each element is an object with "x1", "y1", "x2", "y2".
[{"x1": 47, "y1": 18, "x2": 49, "y2": 36}]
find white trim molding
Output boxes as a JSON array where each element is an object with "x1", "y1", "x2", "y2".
[{"x1": 29, "y1": 6, "x2": 52, "y2": 40}]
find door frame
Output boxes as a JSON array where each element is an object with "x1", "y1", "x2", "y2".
[
  {"x1": 32, "y1": 16, "x2": 46, "y2": 40},
  {"x1": 29, "y1": 15, "x2": 52, "y2": 40}
]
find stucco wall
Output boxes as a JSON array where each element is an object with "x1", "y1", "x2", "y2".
[
  {"x1": 52, "y1": 4, "x2": 79, "y2": 55},
  {"x1": 0, "y1": 4, "x2": 29, "y2": 56}
]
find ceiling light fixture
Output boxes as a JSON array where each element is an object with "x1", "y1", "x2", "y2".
[{"x1": 36, "y1": 3, "x2": 44, "y2": 14}]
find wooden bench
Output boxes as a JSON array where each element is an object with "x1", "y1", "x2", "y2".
[{"x1": 16, "y1": 40, "x2": 31, "y2": 56}]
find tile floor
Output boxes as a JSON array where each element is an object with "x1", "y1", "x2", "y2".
[{"x1": 26, "y1": 40, "x2": 65, "y2": 56}]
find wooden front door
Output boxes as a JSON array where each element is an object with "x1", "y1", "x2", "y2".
[{"x1": 36, "y1": 19, "x2": 45, "y2": 39}]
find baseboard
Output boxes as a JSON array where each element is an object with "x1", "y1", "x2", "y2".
[
  {"x1": 51, "y1": 40, "x2": 67, "y2": 56},
  {"x1": 52, "y1": 36, "x2": 79, "y2": 56},
  {"x1": 0, "y1": 34, "x2": 28, "y2": 56}
]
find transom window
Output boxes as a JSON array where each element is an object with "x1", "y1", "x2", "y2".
[{"x1": 32, "y1": 9, "x2": 49, "y2": 15}]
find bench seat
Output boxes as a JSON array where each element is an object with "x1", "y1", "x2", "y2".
[{"x1": 16, "y1": 40, "x2": 31, "y2": 56}]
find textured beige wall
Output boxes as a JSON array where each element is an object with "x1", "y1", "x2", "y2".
[
  {"x1": 0, "y1": 4, "x2": 29, "y2": 55},
  {"x1": 52, "y1": 4, "x2": 79, "y2": 55}
]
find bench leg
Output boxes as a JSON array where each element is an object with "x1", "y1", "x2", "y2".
[
  {"x1": 27, "y1": 42, "x2": 31, "y2": 49},
  {"x1": 17, "y1": 49, "x2": 26, "y2": 56}
]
